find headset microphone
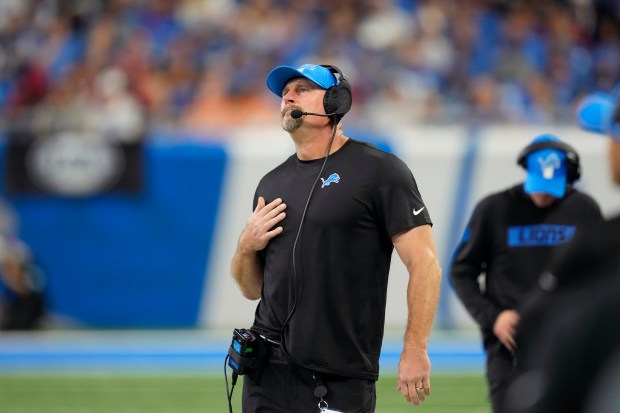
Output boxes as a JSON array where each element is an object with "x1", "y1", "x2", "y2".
[{"x1": 290, "y1": 109, "x2": 336, "y2": 119}]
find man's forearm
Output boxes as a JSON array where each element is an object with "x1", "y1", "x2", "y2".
[
  {"x1": 450, "y1": 267, "x2": 502, "y2": 332},
  {"x1": 395, "y1": 238, "x2": 442, "y2": 405},
  {"x1": 404, "y1": 253, "x2": 442, "y2": 349},
  {"x1": 231, "y1": 246, "x2": 264, "y2": 300}
]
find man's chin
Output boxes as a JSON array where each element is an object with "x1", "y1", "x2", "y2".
[{"x1": 282, "y1": 118, "x2": 301, "y2": 132}]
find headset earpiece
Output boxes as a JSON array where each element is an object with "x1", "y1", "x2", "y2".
[
  {"x1": 320, "y1": 65, "x2": 352, "y2": 121},
  {"x1": 516, "y1": 140, "x2": 581, "y2": 184}
]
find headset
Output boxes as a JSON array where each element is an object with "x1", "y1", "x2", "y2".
[
  {"x1": 320, "y1": 64, "x2": 352, "y2": 121},
  {"x1": 516, "y1": 140, "x2": 582, "y2": 184}
]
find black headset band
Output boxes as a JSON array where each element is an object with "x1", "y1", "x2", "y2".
[
  {"x1": 320, "y1": 64, "x2": 344, "y2": 79},
  {"x1": 518, "y1": 141, "x2": 579, "y2": 164},
  {"x1": 524, "y1": 141, "x2": 576, "y2": 155}
]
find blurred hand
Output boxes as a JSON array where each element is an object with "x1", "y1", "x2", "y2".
[{"x1": 493, "y1": 309, "x2": 520, "y2": 352}]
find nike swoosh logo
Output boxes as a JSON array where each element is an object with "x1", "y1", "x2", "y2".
[{"x1": 413, "y1": 207, "x2": 425, "y2": 216}]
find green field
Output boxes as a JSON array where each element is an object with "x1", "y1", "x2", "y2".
[{"x1": 0, "y1": 374, "x2": 490, "y2": 413}]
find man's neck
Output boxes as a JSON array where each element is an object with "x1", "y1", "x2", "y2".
[{"x1": 291, "y1": 127, "x2": 348, "y2": 161}]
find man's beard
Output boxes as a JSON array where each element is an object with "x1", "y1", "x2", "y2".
[{"x1": 282, "y1": 116, "x2": 302, "y2": 132}]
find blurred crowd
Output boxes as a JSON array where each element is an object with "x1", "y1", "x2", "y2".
[{"x1": 0, "y1": 0, "x2": 619, "y2": 137}]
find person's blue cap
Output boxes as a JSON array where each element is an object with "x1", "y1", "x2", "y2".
[
  {"x1": 524, "y1": 134, "x2": 568, "y2": 198},
  {"x1": 576, "y1": 92, "x2": 620, "y2": 139},
  {"x1": 266, "y1": 64, "x2": 337, "y2": 97}
]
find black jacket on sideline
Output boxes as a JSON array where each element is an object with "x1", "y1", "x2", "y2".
[{"x1": 449, "y1": 184, "x2": 603, "y2": 346}]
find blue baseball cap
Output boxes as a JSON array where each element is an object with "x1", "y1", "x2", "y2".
[
  {"x1": 576, "y1": 92, "x2": 620, "y2": 139},
  {"x1": 266, "y1": 64, "x2": 337, "y2": 97},
  {"x1": 524, "y1": 134, "x2": 569, "y2": 198}
]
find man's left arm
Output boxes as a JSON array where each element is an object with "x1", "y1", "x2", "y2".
[{"x1": 392, "y1": 224, "x2": 442, "y2": 406}]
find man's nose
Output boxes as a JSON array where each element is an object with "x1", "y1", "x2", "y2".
[{"x1": 282, "y1": 90, "x2": 296, "y2": 102}]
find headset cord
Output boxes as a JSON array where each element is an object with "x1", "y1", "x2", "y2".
[
  {"x1": 223, "y1": 121, "x2": 339, "y2": 412},
  {"x1": 224, "y1": 355, "x2": 238, "y2": 413},
  {"x1": 280, "y1": 120, "x2": 340, "y2": 335}
]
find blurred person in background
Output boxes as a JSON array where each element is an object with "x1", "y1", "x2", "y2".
[
  {"x1": 449, "y1": 133, "x2": 603, "y2": 413},
  {"x1": 0, "y1": 236, "x2": 45, "y2": 330},
  {"x1": 502, "y1": 90, "x2": 620, "y2": 413},
  {"x1": 230, "y1": 63, "x2": 441, "y2": 412},
  {"x1": 0, "y1": 197, "x2": 45, "y2": 331},
  {"x1": 87, "y1": 66, "x2": 145, "y2": 140}
]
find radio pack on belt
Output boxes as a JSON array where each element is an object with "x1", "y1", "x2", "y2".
[
  {"x1": 225, "y1": 328, "x2": 269, "y2": 411},
  {"x1": 227, "y1": 328, "x2": 262, "y2": 376}
]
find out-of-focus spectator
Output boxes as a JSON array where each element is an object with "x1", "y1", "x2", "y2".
[
  {"x1": 0, "y1": 236, "x2": 46, "y2": 330},
  {"x1": 87, "y1": 66, "x2": 144, "y2": 140},
  {"x1": 182, "y1": 62, "x2": 276, "y2": 131},
  {"x1": 0, "y1": 197, "x2": 45, "y2": 331}
]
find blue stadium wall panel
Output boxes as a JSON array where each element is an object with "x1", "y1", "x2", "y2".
[{"x1": 0, "y1": 140, "x2": 227, "y2": 328}]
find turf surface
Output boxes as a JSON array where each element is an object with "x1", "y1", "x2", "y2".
[{"x1": 0, "y1": 374, "x2": 490, "y2": 413}]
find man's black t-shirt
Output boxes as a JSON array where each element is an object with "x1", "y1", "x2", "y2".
[{"x1": 251, "y1": 138, "x2": 432, "y2": 380}]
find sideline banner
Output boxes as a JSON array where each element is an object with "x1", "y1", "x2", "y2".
[{"x1": 5, "y1": 130, "x2": 143, "y2": 197}]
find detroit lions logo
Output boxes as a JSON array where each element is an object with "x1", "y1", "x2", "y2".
[
  {"x1": 537, "y1": 153, "x2": 561, "y2": 179},
  {"x1": 321, "y1": 173, "x2": 340, "y2": 188},
  {"x1": 299, "y1": 64, "x2": 318, "y2": 73}
]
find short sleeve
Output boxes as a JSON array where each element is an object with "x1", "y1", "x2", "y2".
[{"x1": 373, "y1": 154, "x2": 432, "y2": 238}]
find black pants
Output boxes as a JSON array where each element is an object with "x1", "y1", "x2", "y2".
[
  {"x1": 486, "y1": 341, "x2": 515, "y2": 413},
  {"x1": 242, "y1": 343, "x2": 376, "y2": 413}
]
